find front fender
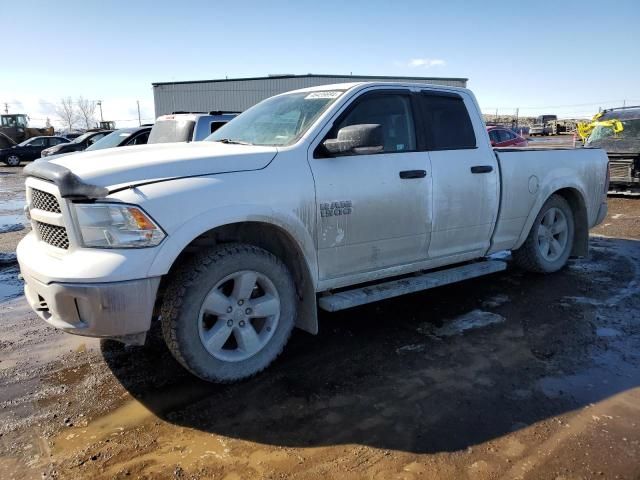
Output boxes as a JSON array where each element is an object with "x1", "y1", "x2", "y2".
[{"x1": 145, "y1": 204, "x2": 318, "y2": 287}]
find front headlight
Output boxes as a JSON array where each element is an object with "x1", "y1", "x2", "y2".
[{"x1": 74, "y1": 203, "x2": 165, "y2": 248}]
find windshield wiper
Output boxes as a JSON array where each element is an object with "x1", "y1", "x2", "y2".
[{"x1": 215, "y1": 138, "x2": 253, "y2": 145}]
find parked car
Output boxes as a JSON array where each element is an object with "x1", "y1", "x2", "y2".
[
  {"x1": 148, "y1": 112, "x2": 238, "y2": 144},
  {"x1": 529, "y1": 115, "x2": 559, "y2": 136},
  {"x1": 1, "y1": 136, "x2": 69, "y2": 166},
  {"x1": 38, "y1": 127, "x2": 153, "y2": 163},
  {"x1": 40, "y1": 130, "x2": 112, "y2": 158},
  {"x1": 62, "y1": 132, "x2": 84, "y2": 141},
  {"x1": 79, "y1": 126, "x2": 151, "y2": 152},
  {"x1": 487, "y1": 126, "x2": 528, "y2": 147},
  {"x1": 18, "y1": 82, "x2": 608, "y2": 383}
]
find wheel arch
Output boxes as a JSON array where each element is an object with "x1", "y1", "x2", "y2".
[
  {"x1": 514, "y1": 185, "x2": 589, "y2": 257},
  {"x1": 154, "y1": 220, "x2": 318, "y2": 335}
]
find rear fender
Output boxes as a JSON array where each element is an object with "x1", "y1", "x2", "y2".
[{"x1": 513, "y1": 179, "x2": 589, "y2": 256}]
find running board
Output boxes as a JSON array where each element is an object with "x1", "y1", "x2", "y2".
[{"x1": 318, "y1": 260, "x2": 508, "y2": 312}]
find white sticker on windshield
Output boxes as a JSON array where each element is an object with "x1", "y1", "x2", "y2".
[{"x1": 305, "y1": 91, "x2": 342, "y2": 99}]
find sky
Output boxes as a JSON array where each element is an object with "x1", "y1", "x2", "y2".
[{"x1": 2, "y1": 0, "x2": 639, "y2": 129}]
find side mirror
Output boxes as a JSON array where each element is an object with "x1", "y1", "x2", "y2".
[
  {"x1": 323, "y1": 124, "x2": 384, "y2": 156},
  {"x1": 490, "y1": 140, "x2": 496, "y2": 146}
]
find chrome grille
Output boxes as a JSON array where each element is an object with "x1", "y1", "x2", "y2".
[
  {"x1": 31, "y1": 189, "x2": 62, "y2": 213},
  {"x1": 34, "y1": 221, "x2": 69, "y2": 250}
]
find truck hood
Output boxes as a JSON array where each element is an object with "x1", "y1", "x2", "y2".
[{"x1": 50, "y1": 141, "x2": 278, "y2": 191}]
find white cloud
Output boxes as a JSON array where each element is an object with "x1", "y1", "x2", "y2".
[{"x1": 407, "y1": 58, "x2": 446, "y2": 68}]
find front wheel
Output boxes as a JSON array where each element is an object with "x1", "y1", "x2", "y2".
[
  {"x1": 160, "y1": 244, "x2": 296, "y2": 383},
  {"x1": 513, "y1": 194, "x2": 575, "y2": 273},
  {"x1": 4, "y1": 154, "x2": 21, "y2": 167}
]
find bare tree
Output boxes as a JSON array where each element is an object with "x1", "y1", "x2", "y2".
[
  {"x1": 55, "y1": 97, "x2": 78, "y2": 131},
  {"x1": 77, "y1": 96, "x2": 97, "y2": 129}
]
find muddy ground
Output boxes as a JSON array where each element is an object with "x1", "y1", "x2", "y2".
[{"x1": 0, "y1": 163, "x2": 639, "y2": 480}]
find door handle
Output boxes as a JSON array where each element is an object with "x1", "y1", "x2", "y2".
[
  {"x1": 399, "y1": 170, "x2": 427, "y2": 179},
  {"x1": 470, "y1": 165, "x2": 493, "y2": 174}
]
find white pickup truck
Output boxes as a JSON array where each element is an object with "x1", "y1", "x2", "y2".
[{"x1": 17, "y1": 82, "x2": 609, "y2": 382}]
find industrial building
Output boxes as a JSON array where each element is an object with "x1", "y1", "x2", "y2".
[{"x1": 152, "y1": 74, "x2": 468, "y2": 116}]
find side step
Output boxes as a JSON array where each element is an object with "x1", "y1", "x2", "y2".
[{"x1": 318, "y1": 260, "x2": 508, "y2": 312}]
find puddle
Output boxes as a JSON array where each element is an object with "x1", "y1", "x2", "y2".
[
  {"x1": 0, "y1": 198, "x2": 26, "y2": 212},
  {"x1": 0, "y1": 265, "x2": 22, "y2": 302},
  {"x1": 53, "y1": 381, "x2": 215, "y2": 454},
  {"x1": 0, "y1": 213, "x2": 27, "y2": 233},
  {"x1": 537, "y1": 350, "x2": 638, "y2": 404},
  {"x1": 0, "y1": 252, "x2": 16, "y2": 264},
  {"x1": 596, "y1": 327, "x2": 622, "y2": 337},
  {"x1": 434, "y1": 310, "x2": 506, "y2": 337}
]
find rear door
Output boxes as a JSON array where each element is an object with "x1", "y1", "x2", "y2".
[
  {"x1": 309, "y1": 90, "x2": 432, "y2": 281},
  {"x1": 417, "y1": 91, "x2": 499, "y2": 259}
]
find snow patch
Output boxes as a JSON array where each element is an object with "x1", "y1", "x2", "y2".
[{"x1": 435, "y1": 310, "x2": 506, "y2": 337}]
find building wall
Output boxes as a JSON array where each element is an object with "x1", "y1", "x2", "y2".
[{"x1": 152, "y1": 75, "x2": 468, "y2": 117}]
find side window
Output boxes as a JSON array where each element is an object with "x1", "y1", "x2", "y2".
[
  {"x1": 28, "y1": 138, "x2": 46, "y2": 147},
  {"x1": 88, "y1": 133, "x2": 105, "y2": 145},
  {"x1": 497, "y1": 129, "x2": 512, "y2": 143},
  {"x1": 333, "y1": 94, "x2": 416, "y2": 153},
  {"x1": 48, "y1": 138, "x2": 63, "y2": 146},
  {"x1": 210, "y1": 121, "x2": 226, "y2": 134},
  {"x1": 419, "y1": 93, "x2": 476, "y2": 150},
  {"x1": 128, "y1": 132, "x2": 149, "y2": 145},
  {"x1": 488, "y1": 130, "x2": 500, "y2": 143}
]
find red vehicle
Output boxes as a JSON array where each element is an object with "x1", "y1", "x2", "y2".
[{"x1": 487, "y1": 126, "x2": 528, "y2": 147}]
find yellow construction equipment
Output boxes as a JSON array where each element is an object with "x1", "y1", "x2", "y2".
[{"x1": 577, "y1": 112, "x2": 624, "y2": 140}]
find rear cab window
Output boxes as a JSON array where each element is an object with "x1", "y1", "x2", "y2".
[
  {"x1": 210, "y1": 122, "x2": 227, "y2": 134},
  {"x1": 148, "y1": 117, "x2": 196, "y2": 144},
  {"x1": 417, "y1": 92, "x2": 476, "y2": 150}
]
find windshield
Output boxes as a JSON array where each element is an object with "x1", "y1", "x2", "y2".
[
  {"x1": 148, "y1": 119, "x2": 196, "y2": 144},
  {"x1": 86, "y1": 129, "x2": 133, "y2": 151},
  {"x1": 71, "y1": 132, "x2": 94, "y2": 144},
  {"x1": 207, "y1": 90, "x2": 345, "y2": 146},
  {"x1": 586, "y1": 118, "x2": 640, "y2": 152}
]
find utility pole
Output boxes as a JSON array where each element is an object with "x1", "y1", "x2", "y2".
[
  {"x1": 495, "y1": 108, "x2": 498, "y2": 124},
  {"x1": 97, "y1": 100, "x2": 103, "y2": 122},
  {"x1": 3, "y1": 102, "x2": 8, "y2": 114},
  {"x1": 136, "y1": 100, "x2": 141, "y2": 126},
  {"x1": 515, "y1": 108, "x2": 519, "y2": 129}
]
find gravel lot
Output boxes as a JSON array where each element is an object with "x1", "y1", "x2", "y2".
[{"x1": 0, "y1": 162, "x2": 639, "y2": 480}]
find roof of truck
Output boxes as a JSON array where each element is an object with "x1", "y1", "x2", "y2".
[
  {"x1": 600, "y1": 106, "x2": 640, "y2": 121},
  {"x1": 291, "y1": 81, "x2": 470, "y2": 94}
]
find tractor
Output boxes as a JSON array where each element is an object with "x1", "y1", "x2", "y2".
[{"x1": 0, "y1": 114, "x2": 54, "y2": 144}]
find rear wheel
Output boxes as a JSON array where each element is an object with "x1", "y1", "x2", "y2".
[
  {"x1": 4, "y1": 154, "x2": 20, "y2": 167},
  {"x1": 513, "y1": 195, "x2": 575, "y2": 273},
  {"x1": 160, "y1": 244, "x2": 296, "y2": 383}
]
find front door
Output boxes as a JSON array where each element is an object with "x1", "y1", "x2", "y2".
[
  {"x1": 309, "y1": 91, "x2": 432, "y2": 282},
  {"x1": 24, "y1": 137, "x2": 47, "y2": 160}
]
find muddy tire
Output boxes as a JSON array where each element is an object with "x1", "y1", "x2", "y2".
[
  {"x1": 160, "y1": 244, "x2": 296, "y2": 383},
  {"x1": 513, "y1": 194, "x2": 575, "y2": 273},
  {"x1": 4, "y1": 154, "x2": 21, "y2": 167}
]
